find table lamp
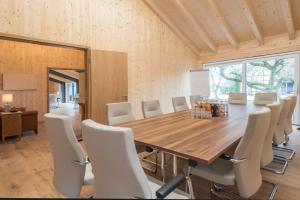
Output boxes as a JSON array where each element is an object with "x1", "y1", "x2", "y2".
[{"x1": 2, "y1": 93, "x2": 13, "y2": 112}]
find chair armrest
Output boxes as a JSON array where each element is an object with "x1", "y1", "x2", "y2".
[
  {"x1": 220, "y1": 154, "x2": 231, "y2": 160},
  {"x1": 72, "y1": 157, "x2": 90, "y2": 166},
  {"x1": 220, "y1": 154, "x2": 246, "y2": 164},
  {"x1": 71, "y1": 160, "x2": 90, "y2": 165},
  {"x1": 229, "y1": 158, "x2": 246, "y2": 164},
  {"x1": 156, "y1": 173, "x2": 186, "y2": 199}
]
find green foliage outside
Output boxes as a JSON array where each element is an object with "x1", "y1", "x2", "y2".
[{"x1": 210, "y1": 58, "x2": 294, "y2": 99}]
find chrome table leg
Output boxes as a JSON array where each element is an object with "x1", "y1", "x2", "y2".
[
  {"x1": 173, "y1": 154, "x2": 177, "y2": 177},
  {"x1": 160, "y1": 151, "x2": 165, "y2": 182}
]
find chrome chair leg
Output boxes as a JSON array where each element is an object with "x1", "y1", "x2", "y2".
[
  {"x1": 186, "y1": 166, "x2": 194, "y2": 199},
  {"x1": 143, "y1": 149, "x2": 158, "y2": 159},
  {"x1": 140, "y1": 150, "x2": 159, "y2": 165},
  {"x1": 209, "y1": 180, "x2": 277, "y2": 200},
  {"x1": 209, "y1": 182, "x2": 239, "y2": 200},
  {"x1": 263, "y1": 180, "x2": 278, "y2": 200},
  {"x1": 272, "y1": 145, "x2": 295, "y2": 160},
  {"x1": 262, "y1": 157, "x2": 288, "y2": 175},
  {"x1": 139, "y1": 148, "x2": 161, "y2": 173},
  {"x1": 283, "y1": 135, "x2": 290, "y2": 146}
]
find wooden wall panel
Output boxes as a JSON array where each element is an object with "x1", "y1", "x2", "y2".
[
  {"x1": 78, "y1": 72, "x2": 86, "y2": 104},
  {"x1": 200, "y1": 31, "x2": 300, "y2": 64},
  {"x1": 90, "y1": 50, "x2": 128, "y2": 124},
  {"x1": 0, "y1": 0, "x2": 198, "y2": 119},
  {"x1": 0, "y1": 39, "x2": 85, "y2": 121},
  {"x1": 89, "y1": 0, "x2": 198, "y2": 117},
  {"x1": 48, "y1": 81, "x2": 60, "y2": 94}
]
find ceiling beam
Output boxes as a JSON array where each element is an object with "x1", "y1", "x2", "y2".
[
  {"x1": 239, "y1": 0, "x2": 264, "y2": 45},
  {"x1": 143, "y1": 0, "x2": 202, "y2": 56},
  {"x1": 278, "y1": 0, "x2": 295, "y2": 40},
  {"x1": 173, "y1": 0, "x2": 217, "y2": 52},
  {"x1": 207, "y1": 0, "x2": 238, "y2": 48}
]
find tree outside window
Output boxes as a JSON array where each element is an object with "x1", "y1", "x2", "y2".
[{"x1": 209, "y1": 58, "x2": 295, "y2": 100}]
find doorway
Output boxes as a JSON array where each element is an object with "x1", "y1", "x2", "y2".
[{"x1": 47, "y1": 68, "x2": 87, "y2": 138}]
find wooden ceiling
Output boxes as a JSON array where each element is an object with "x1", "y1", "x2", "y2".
[{"x1": 143, "y1": 0, "x2": 300, "y2": 56}]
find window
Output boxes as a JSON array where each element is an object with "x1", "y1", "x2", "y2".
[
  {"x1": 209, "y1": 64, "x2": 242, "y2": 100},
  {"x1": 246, "y1": 58, "x2": 295, "y2": 100},
  {"x1": 206, "y1": 54, "x2": 297, "y2": 101}
]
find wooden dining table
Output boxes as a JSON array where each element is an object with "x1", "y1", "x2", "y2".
[{"x1": 120, "y1": 103, "x2": 264, "y2": 179}]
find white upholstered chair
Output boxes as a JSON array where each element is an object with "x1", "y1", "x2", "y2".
[
  {"x1": 284, "y1": 95, "x2": 297, "y2": 137},
  {"x1": 254, "y1": 92, "x2": 277, "y2": 105},
  {"x1": 82, "y1": 119, "x2": 189, "y2": 199},
  {"x1": 272, "y1": 97, "x2": 295, "y2": 160},
  {"x1": 172, "y1": 96, "x2": 189, "y2": 112},
  {"x1": 261, "y1": 102, "x2": 287, "y2": 174},
  {"x1": 142, "y1": 100, "x2": 163, "y2": 118},
  {"x1": 273, "y1": 98, "x2": 290, "y2": 146},
  {"x1": 228, "y1": 93, "x2": 247, "y2": 104},
  {"x1": 44, "y1": 113, "x2": 94, "y2": 198},
  {"x1": 261, "y1": 102, "x2": 281, "y2": 167},
  {"x1": 141, "y1": 99, "x2": 162, "y2": 170},
  {"x1": 190, "y1": 95, "x2": 202, "y2": 107},
  {"x1": 190, "y1": 108, "x2": 271, "y2": 199},
  {"x1": 106, "y1": 102, "x2": 135, "y2": 125}
]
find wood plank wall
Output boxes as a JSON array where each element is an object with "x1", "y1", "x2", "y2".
[
  {"x1": 0, "y1": 0, "x2": 198, "y2": 119},
  {"x1": 90, "y1": 50, "x2": 128, "y2": 124},
  {"x1": 0, "y1": 39, "x2": 85, "y2": 121},
  {"x1": 48, "y1": 81, "x2": 60, "y2": 94}
]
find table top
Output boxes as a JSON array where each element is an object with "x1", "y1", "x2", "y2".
[{"x1": 120, "y1": 103, "x2": 263, "y2": 165}]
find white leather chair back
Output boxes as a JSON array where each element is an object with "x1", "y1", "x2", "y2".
[
  {"x1": 261, "y1": 102, "x2": 281, "y2": 167},
  {"x1": 172, "y1": 96, "x2": 189, "y2": 112},
  {"x1": 233, "y1": 108, "x2": 270, "y2": 198},
  {"x1": 273, "y1": 97, "x2": 291, "y2": 145},
  {"x1": 142, "y1": 100, "x2": 162, "y2": 118},
  {"x1": 285, "y1": 95, "x2": 297, "y2": 135},
  {"x1": 44, "y1": 113, "x2": 87, "y2": 198},
  {"x1": 82, "y1": 120, "x2": 152, "y2": 198},
  {"x1": 254, "y1": 92, "x2": 277, "y2": 105},
  {"x1": 106, "y1": 102, "x2": 135, "y2": 125},
  {"x1": 190, "y1": 95, "x2": 203, "y2": 107},
  {"x1": 228, "y1": 93, "x2": 247, "y2": 104}
]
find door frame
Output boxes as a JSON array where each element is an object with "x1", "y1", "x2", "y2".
[
  {"x1": 0, "y1": 32, "x2": 91, "y2": 120},
  {"x1": 46, "y1": 67, "x2": 88, "y2": 119}
]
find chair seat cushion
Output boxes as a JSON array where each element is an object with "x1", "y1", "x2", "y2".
[
  {"x1": 254, "y1": 101, "x2": 273, "y2": 105},
  {"x1": 83, "y1": 163, "x2": 94, "y2": 185},
  {"x1": 191, "y1": 159, "x2": 235, "y2": 186},
  {"x1": 147, "y1": 176, "x2": 188, "y2": 199},
  {"x1": 229, "y1": 100, "x2": 246, "y2": 104}
]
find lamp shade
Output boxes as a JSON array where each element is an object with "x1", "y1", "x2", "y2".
[{"x1": 2, "y1": 94, "x2": 13, "y2": 104}]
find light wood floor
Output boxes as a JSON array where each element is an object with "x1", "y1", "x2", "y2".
[{"x1": 0, "y1": 123, "x2": 299, "y2": 199}]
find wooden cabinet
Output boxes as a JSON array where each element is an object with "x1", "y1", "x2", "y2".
[
  {"x1": 21, "y1": 111, "x2": 38, "y2": 133},
  {"x1": 0, "y1": 111, "x2": 38, "y2": 141},
  {"x1": 1, "y1": 112, "x2": 22, "y2": 141}
]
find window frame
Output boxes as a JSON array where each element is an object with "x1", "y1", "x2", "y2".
[
  {"x1": 203, "y1": 52, "x2": 300, "y2": 124},
  {"x1": 204, "y1": 52, "x2": 299, "y2": 99}
]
